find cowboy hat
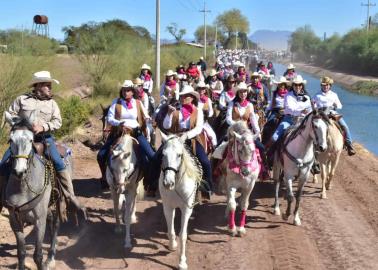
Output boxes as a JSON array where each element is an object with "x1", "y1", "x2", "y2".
[
  {"x1": 120, "y1": 80, "x2": 134, "y2": 88},
  {"x1": 209, "y1": 69, "x2": 218, "y2": 77},
  {"x1": 250, "y1": 72, "x2": 262, "y2": 79},
  {"x1": 274, "y1": 76, "x2": 292, "y2": 86},
  {"x1": 320, "y1": 76, "x2": 334, "y2": 85},
  {"x1": 238, "y1": 62, "x2": 245, "y2": 68},
  {"x1": 140, "y1": 63, "x2": 151, "y2": 70},
  {"x1": 29, "y1": 71, "x2": 59, "y2": 87},
  {"x1": 179, "y1": 85, "x2": 200, "y2": 100},
  {"x1": 292, "y1": 75, "x2": 307, "y2": 85},
  {"x1": 133, "y1": 77, "x2": 144, "y2": 86},
  {"x1": 165, "y1": 70, "x2": 176, "y2": 77},
  {"x1": 196, "y1": 81, "x2": 207, "y2": 89},
  {"x1": 235, "y1": 82, "x2": 250, "y2": 92},
  {"x1": 287, "y1": 63, "x2": 296, "y2": 70}
]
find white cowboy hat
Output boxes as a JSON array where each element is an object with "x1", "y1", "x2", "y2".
[
  {"x1": 273, "y1": 76, "x2": 292, "y2": 85},
  {"x1": 235, "y1": 82, "x2": 250, "y2": 92},
  {"x1": 165, "y1": 70, "x2": 176, "y2": 77},
  {"x1": 238, "y1": 62, "x2": 245, "y2": 68},
  {"x1": 140, "y1": 64, "x2": 151, "y2": 70},
  {"x1": 29, "y1": 71, "x2": 59, "y2": 87},
  {"x1": 250, "y1": 72, "x2": 262, "y2": 79},
  {"x1": 287, "y1": 63, "x2": 296, "y2": 70},
  {"x1": 179, "y1": 85, "x2": 200, "y2": 100},
  {"x1": 132, "y1": 77, "x2": 144, "y2": 86},
  {"x1": 209, "y1": 69, "x2": 218, "y2": 77},
  {"x1": 292, "y1": 75, "x2": 307, "y2": 85},
  {"x1": 120, "y1": 80, "x2": 134, "y2": 88},
  {"x1": 196, "y1": 81, "x2": 207, "y2": 89}
]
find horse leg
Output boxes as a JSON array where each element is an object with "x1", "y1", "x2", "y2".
[
  {"x1": 45, "y1": 210, "x2": 59, "y2": 270},
  {"x1": 227, "y1": 186, "x2": 237, "y2": 236},
  {"x1": 124, "y1": 188, "x2": 136, "y2": 249},
  {"x1": 327, "y1": 154, "x2": 340, "y2": 190},
  {"x1": 34, "y1": 217, "x2": 47, "y2": 270},
  {"x1": 320, "y1": 163, "x2": 328, "y2": 199},
  {"x1": 293, "y1": 178, "x2": 306, "y2": 226},
  {"x1": 111, "y1": 188, "x2": 122, "y2": 234},
  {"x1": 238, "y1": 180, "x2": 256, "y2": 236},
  {"x1": 10, "y1": 218, "x2": 26, "y2": 270},
  {"x1": 163, "y1": 204, "x2": 177, "y2": 251},
  {"x1": 273, "y1": 177, "x2": 281, "y2": 216},
  {"x1": 178, "y1": 207, "x2": 193, "y2": 270},
  {"x1": 131, "y1": 193, "x2": 137, "y2": 224},
  {"x1": 282, "y1": 176, "x2": 294, "y2": 221}
]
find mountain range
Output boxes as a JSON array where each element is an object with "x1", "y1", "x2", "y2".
[{"x1": 249, "y1": 30, "x2": 292, "y2": 50}]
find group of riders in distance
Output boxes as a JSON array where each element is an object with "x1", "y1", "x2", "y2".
[{"x1": 0, "y1": 48, "x2": 356, "y2": 270}]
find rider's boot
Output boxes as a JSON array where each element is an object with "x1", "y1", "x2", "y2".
[
  {"x1": 58, "y1": 169, "x2": 87, "y2": 220},
  {"x1": 98, "y1": 162, "x2": 109, "y2": 190},
  {"x1": 345, "y1": 141, "x2": 356, "y2": 156}
]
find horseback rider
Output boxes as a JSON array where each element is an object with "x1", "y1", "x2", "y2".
[
  {"x1": 186, "y1": 61, "x2": 200, "y2": 81},
  {"x1": 97, "y1": 80, "x2": 155, "y2": 189},
  {"x1": 139, "y1": 64, "x2": 155, "y2": 114},
  {"x1": 223, "y1": 62, "x2": 234, "y2": 79},
  {"x1": 206, "y1": 69, "x2": 224, "y2": 102},
  {"x1": 312, "y1": 76, "x2": 356, "y2": 156},
  {"x1": 249, "y1": 72, "x2": 269, "y2": 125},
  {"x1": 267, "y1": 62, "x2": 276, "y2": 77},
  {"x1": 134, "y1": 77, "x2": 149, "y2": 113},
  {"x1": 0, "y1": 71, "x2": 86, "y2": 216},
  {"x1": 145, "y1": 85, "x2": 213, "y2": 199},
  {"x1": 176, "y1": 64, "x2": 187, "y2": 81},
  {"x1": 197, "y1": 56, "x2": 207, "y2": 73},
  {"x1": 160, "y1": 70, "x2": 179, "y2": 103},
  {"x1": 266, "y1": 76, "x2": 291, "y2": 122},
  {"x1": 234, "y1": 62, "x2": 250, "y2": 84},
  {"x1": 283, "y1": 63, "x2": 297, "y2": 81}
]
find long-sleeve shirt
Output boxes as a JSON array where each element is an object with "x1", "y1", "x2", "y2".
[
  {"x1": 140, "y1": 76, "x2": 154, "y2": 94},
  {"x1": 267, "y1": 94, "x2": 286, "y2": 111},
  {"x1": 107, "y1": 98, "x2": 149, "y2": 127},
  {"x1": 8, "y1": 94, "x2": 62, "y2": 132},
  {"x1": 163, "y1": 105, "x2": 204, "y2": 139},
  {"x1": 226, "y1": 101, "x2": 260, "y2": 134},
  {"x1": 312, "y1": 90, "x2": 342, "y2": 110},
  {"x1": 199, "y1": 98, "x2": 214, "y2": 118},
  {"x1": 284, "y1": 91, "x2": 312, "y2": 117},
  {"x1": 219, "y1": 90, "x2": 235, "y2": 110}
]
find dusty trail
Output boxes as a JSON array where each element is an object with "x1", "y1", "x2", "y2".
[{"x1": 1, "y1": 120, "x2": 377, "y2": 269}]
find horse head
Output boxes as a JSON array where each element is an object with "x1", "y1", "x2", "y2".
[
  {"x1": 232, "y1": 130, "x2": 259, "y2": 164},
  {"x1": 5, "y1": 111, "x2": 35, "y2": 177},
  {"x1": 310, "y1": 110, "x2": 328, "y2": 152},
  {"x1": 161, "y1": 135, "x2": 184, "y2": 190},
  {"x1": 109, "y1": 134, "x2": 137, "y2": 192}
]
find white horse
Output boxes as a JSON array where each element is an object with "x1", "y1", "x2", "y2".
[
  {"x1": 272, "y1": 110, "x2": 328, "y2": 226},
  {"x1": 106, "y1": 133, "x2": 144, "y2": 248},
  {"x1": 221, "y1": 121, "x2": 260, "y2": 236},
  {"x1": 159, "y1": 133, "x2": 202, "y2": 270},
  {"x1": 314, "y1": 118, "x2": 343, "y2": 199}
]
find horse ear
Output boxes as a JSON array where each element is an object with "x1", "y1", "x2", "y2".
[
  {"x1": 4, "y1": 111, "x2": 22, "y2": 126},
  {"x1": 233, "y1": 131, "x2": 242, "y2": 141},
  {"x1": 112, "y1": 149, "x2": 121, "y2": 158},
  {"x1": 160, "y1": 130, "x2": 168, "y2": 143}
]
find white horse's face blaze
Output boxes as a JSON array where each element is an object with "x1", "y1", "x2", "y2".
[
  {"x1": 312, "y1": 117, "x2": 328, "y2": 152},
  {"x1": 10, "y1": 129, "x2": 34, "y2": 176},
  {"x1": 162, "y1": 138, "x2": 183, "y2": 190},
  {"x1": 233, "y1": 132, "x2": 256, "y2": 163}
]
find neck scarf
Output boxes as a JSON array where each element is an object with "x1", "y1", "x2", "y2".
[
  {"x1": 181, "y1": 103, "x2": 194, "y2": 120},
  {"x1": 277, "y1": 88, "x2": 288, "y2": 97},
  {"x1": 200, "y1": 94, "x2": 208, "y2": 103},
  {"x1": 227, "y1": 89, "x2": 235, "y2": 98},
  {"x1": 239, "y1": 99, "x2": 249, "y2": 107},
  {"x1": 166, "y1": 79, "x2": 176, "y2": 88},
  {"x1": 143, "y1": 73, "x2": 151, "y2": 81},
  {"x1": 124, "y1": 98, "x2": 133, "y2": 109},
  {"x1": 251, "y1": 81, "x2": 262, "y2": 89}
]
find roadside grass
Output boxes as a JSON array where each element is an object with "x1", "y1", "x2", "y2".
[{"x1": 351, "y1": 81, "x2": 378, "y2": 96}]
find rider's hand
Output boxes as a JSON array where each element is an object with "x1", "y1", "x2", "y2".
[{"x1": 32, "y1": 123, "x2": 44, "y2": 134}]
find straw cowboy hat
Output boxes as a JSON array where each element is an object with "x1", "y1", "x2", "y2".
[
  {"x1": 140, "y1": 64, "x2": 151, "y2": 70},
  {"x1": 179, "y1": 85, "x2": 200, "y2": 100},
  {"x1": 287, "y1": 63, "x2": 296, "y2": 70},
  {"x1": 235, "y1": 82, "x2": 250, "y2": 93},
  {"x1": 292, "y1": 75, "x2": 307, "y2": 85},
  {"x1": 165, "y1": 70, "x2": 176, "y2": 77},
  {"x1": 29, "y1": 71, "x2": 59, "y2": 87},
  {"x1": 250, "y1": 72, "x2": 262, "y2": 79},
  {"x1": 320, "y1": 76, "x2": 334, "y2": 85},
  {"x1": 133, "y1": 77, "x2": 144, "y2": 86},
  {"x1": 209, "y1": 69, "x2": 218, "y2": 77},
  {"x1": 274, "y1": 76, "x2": 292, "y2": 86},
  {"x1": 120, "y1": 80, "x2": 134, "y2": 89}
]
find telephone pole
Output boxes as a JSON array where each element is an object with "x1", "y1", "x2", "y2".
[
  {"x1": 361, "y1": 0, "x2": 376, "y2": 31},
  {"x1": 199, "y1": 0, "x2": 211, "y2": 59},
  {"x1": 155, "y1": 0, "x2": 160, "y2": 91}
]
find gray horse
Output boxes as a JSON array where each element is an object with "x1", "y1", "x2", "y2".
[{"x1": 4, "y1": 111, "x2": 62, "y2": 270}]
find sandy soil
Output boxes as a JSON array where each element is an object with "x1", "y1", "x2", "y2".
[{"x1": 1, "y1": 117, "x2": 378, "y2": 270}]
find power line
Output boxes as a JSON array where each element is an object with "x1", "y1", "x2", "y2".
[
  {"x1": 199, "y1": 0, "x2": 211, "y2": 59},
  {"x1": 178, "y1": 0, "x2": 196, "y2": 12},
  {"x1": 361, "y1": 0, "x2": 376, "y2": 31}
]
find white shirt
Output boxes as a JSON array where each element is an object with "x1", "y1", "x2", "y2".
[
  {"x1": 312, "y1": 90, "x2": 342, "y2": 110},
  {"x1": 219, "y1": 90, "x2": 235, "y2": 110},
  {"x1": 209, "y1": 80, "x2": 224, "y2": 93},
  {"x1": 199, "y1": 98, "x2": 214, "y2": 117},
  {"x1": 226, "y1": 101, "x2": 260, "y2": 134},
  {"x1": 267, "y1": 94, "x2": 286, "y2": 111},
  {"x1": 107, "y1": 98, "x2": 149, "y2": 128},
  {"x1": 142, "y1": 79, "x2": 153, "y2": 94},
  {"x1": 284, "y1": 91, "x2": 312, "y2": 117},
  {"x1": 163, "y1": 105, "x2": 204, "y2": 139}
]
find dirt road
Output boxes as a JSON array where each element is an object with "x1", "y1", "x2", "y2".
[{"x1": 1, "y1": 121, "x2": 378, "y2": 270}]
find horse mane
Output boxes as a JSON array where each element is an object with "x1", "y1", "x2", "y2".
[
  {"x1": 286, "y1": 112, "x2": 312, "y2": 143},
  {"x1": 227, "y1": 121, "x2": 250, "y2": 138}
]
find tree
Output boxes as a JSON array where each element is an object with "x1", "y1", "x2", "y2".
[
  {"x1": 194, "y1": 25, "x2": 225, "y2": 45},
  {"x1": 215, "y1": 9, "x2": 250, "y2": 38},
  {"x1": 289, "y1": 25, "x2": 321, "y2": 62},
  {"x1": 166, "y1": 23, "x2": 186, "y2": 43}
]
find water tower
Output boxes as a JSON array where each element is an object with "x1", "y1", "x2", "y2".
[{"x1": 32, "y1": 15, "x2": 49, "y2": 37}]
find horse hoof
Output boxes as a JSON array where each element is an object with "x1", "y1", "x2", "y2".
[
  {"x1": 45, "y1": 259, "x2": 56, "y2": 270},
  {"x1": 169, "y1": 241, "x2": 177, "y2": 251},
  {"x1": 273, "y1": 208, "x2": 281, "y2": 216},
  {"x1": 229, "y1": 227, "x2": 237, "y2": 237},
  {"x1": 178, "y1": 262, "x2": 188, "y2": 270},
  {"x1": 282, "y1": 213, "x2": 289, "y2": 221},
  {"x1": 238, "y1": 227, "x2": 246, "y2": 236},
  {"x1": 321, "y1": 193, "x2": 327, "y2": 199},
  {"x1": 294, "y1": 218, "x2": 302, "y2": 226},
  {"x1": 114, "y1": 226, "x2": 122, "y2": 234}
]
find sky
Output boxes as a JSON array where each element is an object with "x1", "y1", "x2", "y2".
[{"x1": 0, "y1": 0, "x2": 374, "y2": 41}]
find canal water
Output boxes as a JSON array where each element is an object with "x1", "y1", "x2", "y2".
[{"x1": 272, "y1": 63, "x2": 378, "y2": 156}]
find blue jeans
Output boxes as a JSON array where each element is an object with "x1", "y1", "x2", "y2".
[
  {"x1": 338, "y1": 118, "x2": 353, "y2": 143},
  {"x1": 0, "y1": 135, "x2": 65, "y2": 175},
  {"x1": 272, "y1": 115, "x2": 294, "y2": 142}
]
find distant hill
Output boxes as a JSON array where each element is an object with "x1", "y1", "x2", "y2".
[{"x1": 249, "y1": 30, "x2": 292, "y2": 50}]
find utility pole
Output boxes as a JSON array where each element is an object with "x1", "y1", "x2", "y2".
[
  {"x1": 155, "y1": 0, "x2": 160, "y2": 92},
  {"x1": 235, "y1": 31, "x2": 238, "y2": 49},
  {"x1": 199, "y1": 0, "x2": 211, "y2": 59},
  {"x1": 362, "y1": 0, "x2": 376, "y2": 31},
  {"x1": 214, "y1": 24, "x2": 218, "y2": 57}
]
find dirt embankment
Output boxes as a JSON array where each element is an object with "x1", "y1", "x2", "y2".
[{"x1": 1, "y1": 116, "x2": 378, "y2": 269}]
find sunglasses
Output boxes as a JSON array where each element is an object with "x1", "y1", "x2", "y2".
[{"x1": 293, "y1": 83, "x2": 303, "y2": 87}]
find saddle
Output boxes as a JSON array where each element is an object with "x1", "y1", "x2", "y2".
[{"x1": 33, "y1": 142, "x2": 70, "y2": 158}]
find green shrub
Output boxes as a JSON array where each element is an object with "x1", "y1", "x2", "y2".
[
  {"x1": 54, "y1": 96, "x2": 90, "y2": 138},
  {"x1": 351, "y1": 80, "x2": 378, "y2": 95}
]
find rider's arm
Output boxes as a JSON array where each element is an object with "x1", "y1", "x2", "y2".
[
  {"x1": 226, "y1": 102, "x2": 235, "y2": 126},
  {"x1": 7, "y1": 95, "x2": 22, "y2": 116},
  {"x1": 187, "y1": 109, "x2": 204, "y2": 139},
  {"x1": 249, "y1": 105, "x2": 261, "y2": 135},
  {"x1": 148, "y1": 79, "x2": 154, "y2": 94},
  {"x1": 207, "y1": 99, "x2": 214, "y2": 118},
  {"x1": 107, "y1": 99, "x2": 122, "y2": 126},
  {"x1": 218, "y1": 92, "x2": 227, "y2": 110},
  {"x1": 332, "y1": 92, "x2": 342, "y2": 110},
  {"x1": 46, "y1": 100, "x2": 62, "y2": 132}
]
